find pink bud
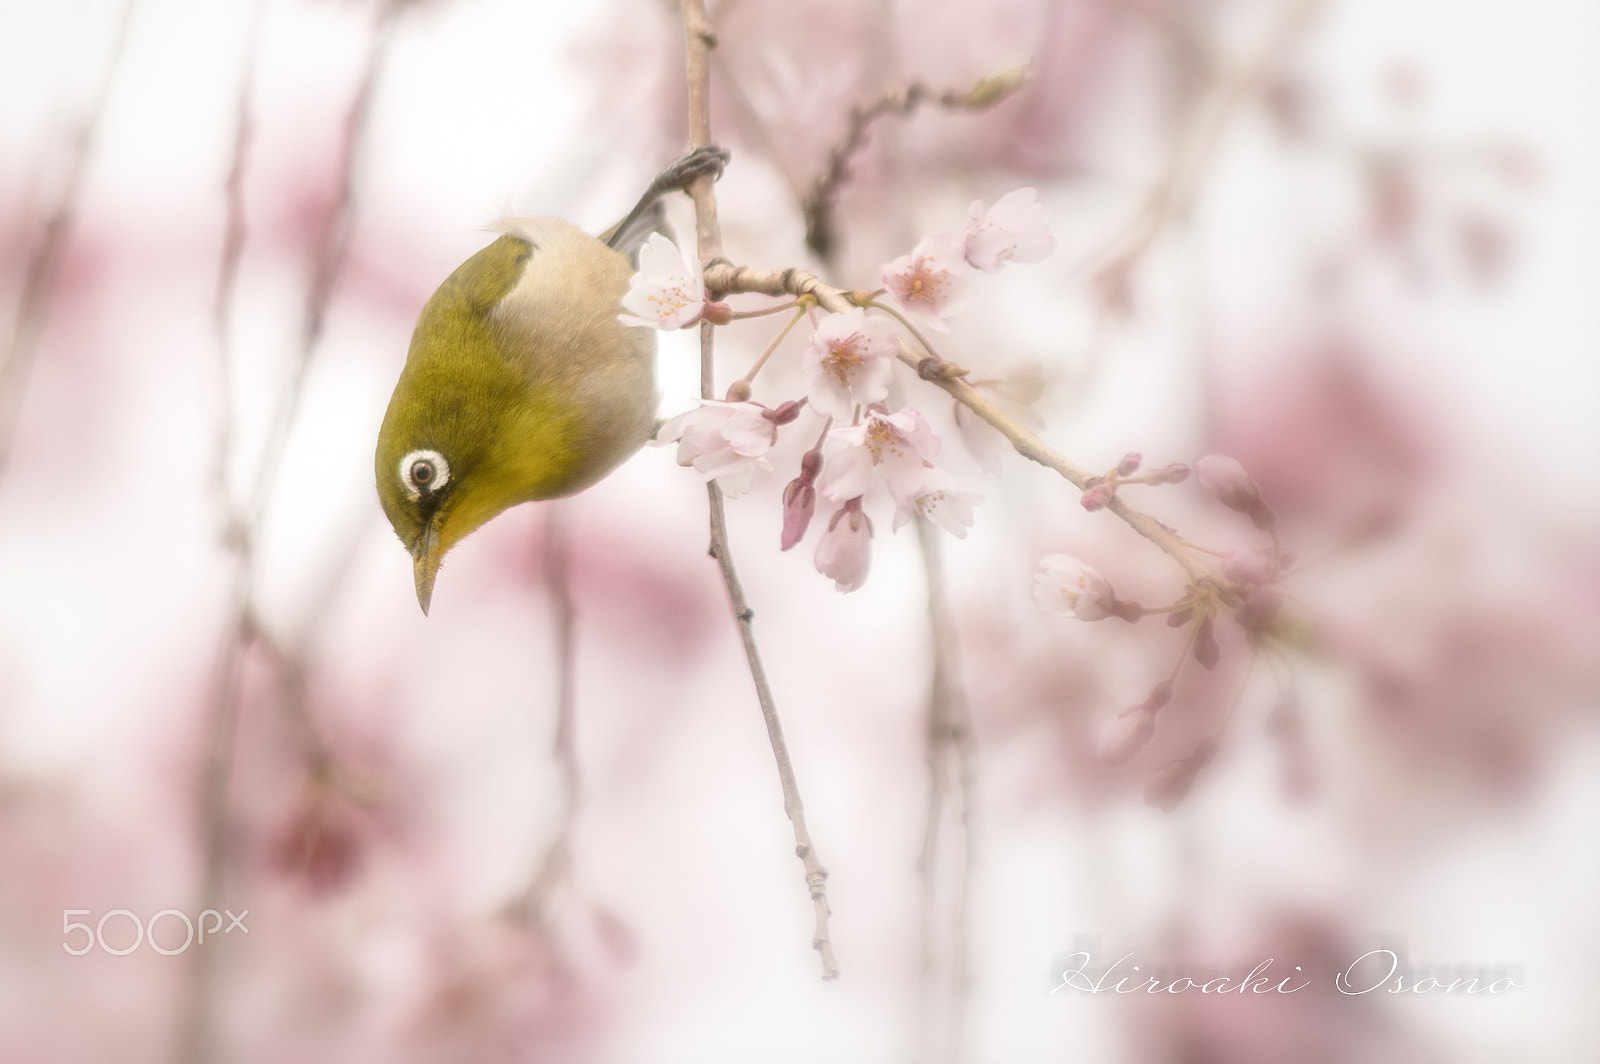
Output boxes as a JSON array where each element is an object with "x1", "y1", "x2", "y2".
[
  {"x1": 766, "y1": 398, "x2": 806, "y2": 425},
  {"x1": 702, "y1": 300, "x2": 734, "y2": 326},
  {"x1": 780, "y1": 479, "x2": 816, "y2": 551},
  {"x1": 1097, "y1": 705, "x2": 1156, "y2": 765},
  {"x1": 1196, "y1": 454, "x2": 1259, "y2": 510},
  {"x1": 1033, "y1": 554, "x2": 1117, "y2": 621},
  {"x1": 1222, "y1": 547, "x2": 1280, "y2": 586},
  {"x1": 814, "y1": 499, "x2": 872, "y2": 592},
  {"x1": 1192, "y1": 614, "x2": 1220, "y2": 669},
  {"x1": 1144, "y1": 680, "x2": 1175, "y2": 714},
  {"x1": 1116, "y1": 452, "x2": 1142, "y2": 476},
  {"x1": 1080, "y1": 483, "x2": 1114, "y2": 511}
]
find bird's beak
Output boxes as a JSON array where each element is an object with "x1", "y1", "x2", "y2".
[{"x1": 411, "y1": 518, "x2": 443, "y2": 615}]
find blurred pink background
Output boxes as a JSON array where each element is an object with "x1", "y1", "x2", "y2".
[{"x1": 1, "y1": 0, "x2": 1597, "y2": 1061}]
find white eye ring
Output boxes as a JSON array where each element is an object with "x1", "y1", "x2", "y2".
[{"x1": 398, "y1": 449, "x2": 449, "y2": 499}]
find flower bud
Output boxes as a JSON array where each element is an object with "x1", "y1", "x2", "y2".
[
  {"x1": 1222, "y1": 547, "x2": 1280, "y2": 587},
  {"x1": 780, "y1": 480, "x2": 816, "y2": 551},
  {"x1": 701, "y1": 300, "x2": 734, "y2": 326},
  {"x1": 1080, "y1": 483, "x2": 1114, "y2": 511},
  {"x1": 1097, "y1": 705, "x2": 1156, "y2": 766},
  {"x1": 1116, "y1": 452, "x2": 1142, "y2": 476},
  {"x1": 1198, "y1": 454, "x2": 1278, "y2": 531},
  {"x1": 766, "y1": 398, "x2": 806, "y2": 425},
  {"x1": 1033, "y1": 554, "x2": 1117, "y2": 621},
  {"x1": 1192, "y1": 614, "x2": 1220, "y2": 669},
  {"x1": 815, "y1": 499, "x2": 872, "y2": 592},
  {"x1": 1196, "y1": 454, "x2": 1259, "y2": 509}
]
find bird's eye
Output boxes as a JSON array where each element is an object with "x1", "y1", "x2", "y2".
[{"x1": 398, "y1": 448, "x2": 450, "y2": 499}]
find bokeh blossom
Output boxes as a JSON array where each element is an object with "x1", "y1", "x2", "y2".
[
  {"x1": 963, "y1": 187, "x2": 1055, "y2": 271},
  {"x1": 1033, "y1": 554, "x2": 1117, "y2": 620}
]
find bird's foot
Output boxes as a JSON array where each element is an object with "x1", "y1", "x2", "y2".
[{"x1": 649, "y1": 145, "x2": 730, "y2": 198}]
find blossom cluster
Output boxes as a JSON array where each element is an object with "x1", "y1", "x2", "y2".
[
  {"x1": 1033, "y1": 452, "x2": 1297, "y2": 808},
  {"x1": 622, "y1": 189, "x2": 1054, "y2": 592}
]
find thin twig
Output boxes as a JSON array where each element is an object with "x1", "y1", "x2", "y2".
[
  {"x1": 802, "y1": 68, "x2": 1030, "y2": 260},
  {"x1": 0, "y1": 0, "x2": 142, "y2": 472},
  {"x1": 209, "y1": 0, "x2": 269, "y2": 526},
  {"x1": 248, "y1": 0, "x2": 403, "y2": 525},
  {"x1": 910, "y1": 517, "x2": 976, "y2": 1064},
  {"x1": 680, "y1": 0, "x2": 840, "y2": 981},
  {"x1": 180, "y1": 5, "x2": 401, "y2": 1058},
  {"x1": 513, "y1": 503, "x2": 581, "y2": 923},
  {"x1": 1085, "y1": 0, "x2": 1323, "y2": 289}
]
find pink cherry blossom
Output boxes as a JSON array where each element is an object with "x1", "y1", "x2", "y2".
[
  {"x1": 1033, "y1": 553, "x2": 1116, "y2": 621},
  {"x1": 619, "y1": 233, "x2": 716, "y2": 329},
  {"x1": 881, "y1": 234, "x2": 973, "y2": 332},
  {"x1": 814, "y1": 500, "x2": 872, "y2": 592},
  {"x1": 817, "y1": 406, "x2": 942, "y2": 505},
  {"x1": 891, "y1": 466, "x2": 983, "y2": 537},
  {"x1": 656, "y1": 400, "x2": 778, "y2": 496},
  {"x1": 963, "y1": 187, "x2": 1055, "y2": 271},
  {"x1": 802, "y1": 308, "x2": 899, "y2": 418}
]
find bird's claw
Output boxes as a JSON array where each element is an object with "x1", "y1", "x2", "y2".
[{"x1": 652, "y1": 145, "x2": 730, "y2": 196}]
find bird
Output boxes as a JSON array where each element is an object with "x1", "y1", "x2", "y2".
[{"x1": 375, "y1": 147, "x2": 727, "y2": 614}]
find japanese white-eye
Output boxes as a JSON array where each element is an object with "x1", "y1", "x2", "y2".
[{"x1": 375, "y1": 148, "x2": 727, "y2": 613}]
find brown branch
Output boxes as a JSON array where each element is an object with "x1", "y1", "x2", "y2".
[
  {"x1": 680, "y1": 0, "x2": 840, "y2": 981},
  {"x1": 703, "y1": 260, "x2": 1212, "y2": 581},
  {"x1": 802, "y1": 67, "x2": 1029, "y2": 261},
  {"x1": 0, "y1": 0, "x2": 142, "y2": 472}
]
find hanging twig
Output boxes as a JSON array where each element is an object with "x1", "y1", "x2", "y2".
[
  {"x1": 910, "y1": 517, "x2": 977, "y2": 1064},
  {"x1": 679, "y1": 0, "x2": 840, "y2": 981},
  {"x1": 0, "y1": 0, "x2": 143, "y2": 471}
]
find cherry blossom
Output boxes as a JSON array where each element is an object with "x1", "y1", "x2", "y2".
[
  {"x1": 656, "y1": 400, "x2": 779, "y2": 496},
  {"x1": 814, "y1": 499, "x2": 872, "y2": 592},
  {"x1": 817, "y1": 405, "x2": 942, "y2": 505},
  {"x1": 802, "y1": 308, "x2": 899, "y2": 418},
  {"x1": 1032, "y1": 553, "x2": 1117, "y2": 620},
  {"x1": 881, "y1": 235, "x2": 973, "y2": 332},
  {"x1": 619, "y1": 233, "x2": 722, "y2": 329},
  {"x1": 962, "y1": 187, "x2": 1055, "y2": 271},
  {"x1": 891, "y1": 466, "x2": 983, "y2": 537}
]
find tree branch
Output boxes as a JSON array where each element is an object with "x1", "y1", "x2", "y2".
[
  {"x1": 679, "y1": 0, "x2": 840, "y2": 982},
  {"x1": 702, "y1": 261, "x2": 1212, "y2": 582}
]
